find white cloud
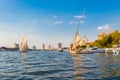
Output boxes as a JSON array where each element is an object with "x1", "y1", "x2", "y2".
[
  {"x1": 69, "y1": 20, "x2": 84, "y2": 25},
  {"x1": 76, "y1": 20, "x2": 84, "y2": 24},
  {"x1": 74, "y1": 15, "x2": 85, "y2": 19},
  {"x1": 104, "y1": 25, "x2": 110, "y2": 29},
  {"x1": 97, "y1": 26, "x2": 103, "y2": 30},
  {"x1": 53, "y1": 15, "x2": 58, "y2": 18},
  {"x1": 69, "y1": 21, "x2": 74, "y2": 24},
  {"x1": 80, "y1": 20, "x2": 84, "y2": 24},
  {"x1": 97, "y1": 24, "x2": 111, "y2": 30},
  {"x1": 54, "y1": 21, "x2": 63, "y2": 24}
]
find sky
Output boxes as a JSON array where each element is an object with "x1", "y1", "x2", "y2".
[{"x1": 0, "y1": 0, "x2": 120, "y2": 49}]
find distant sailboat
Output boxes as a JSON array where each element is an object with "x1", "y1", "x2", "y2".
[{"x1": 19, "y1": 34, "x2": 29, "y2": 52}]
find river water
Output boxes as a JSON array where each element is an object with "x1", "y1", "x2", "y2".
[{"x1": 0, "y1": 51, "x2": 120, "y2": 80}]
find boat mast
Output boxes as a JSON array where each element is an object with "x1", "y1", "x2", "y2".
[
  {"x1": 75, "y1": 8, "x2": 86, "y2": 52},
  {"x1": 76, "y1": 8, "x2": 86, "y2": 33}
]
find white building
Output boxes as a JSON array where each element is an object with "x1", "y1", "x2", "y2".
[{"x1": 14, "y1": 43, "x2": 19, "y2": 49}]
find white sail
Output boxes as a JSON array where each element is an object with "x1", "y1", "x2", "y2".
[
  {"x1": 75, "y1": 32, "x2": 81, "y2": 45},
  {"x1": 78, "y1": 36, "x2": 88, "y2": 46},
  {"x1": 82, "y1": 36, "x2": 88, "y2": 44},
  {"x1": 20, "y1": 34, "x2": 28, "y2": 52},
  {"x1": 72, "y1": 32, "x2": 81, "y2": 49}
]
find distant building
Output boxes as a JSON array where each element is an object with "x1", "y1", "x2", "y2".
[
  {"x1": 13, "y1": 43, "x2": 19, "y2": 49},
  {"x1": 58, "y1": 43, "x2": 62, "y2": 49},
  {"x1": 47, "y1": 44, "x2": 55, "y2": 50},
  {"x1": 32, "y1": 45, "x2": 36, "y2": 50},
  {"x1": 97, "y1": 32, "x2": 107, "y2": 40},
  {"x1": 48, "y1": 44, "x2": 51, "y2": 49},
  {"x1": 43, "y1": 44, "x2": 45, "y2": 50}
]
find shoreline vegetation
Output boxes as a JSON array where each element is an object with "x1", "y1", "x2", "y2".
[{"x1": 88, "y1": 30, "x2": 120, "y2": 48}]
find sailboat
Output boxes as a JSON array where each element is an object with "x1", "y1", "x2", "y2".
[
  {"x1": 69, "y1": 31, "x2": 81, "y2": 54},
  {"x1": 19, "y1": 34, "x2": 29, "y2": 52},
  {"x1": 69, "y1": 31, "x2": 93, "y2": 54},
  {"x1": 69, "y1": 9, "x2": 92, "y2": 54}
]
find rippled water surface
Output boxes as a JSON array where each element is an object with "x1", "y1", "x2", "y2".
[{"x1": 0, "y1": 51, "x2": 120, "y2": 80}]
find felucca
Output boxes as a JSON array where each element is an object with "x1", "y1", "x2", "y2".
[
  {"x1": 69, "y1": 9, "x2": 90, "y2": 54},
  {"x1": 19, "y1": 34, "x2": 29, "y2": 52}
]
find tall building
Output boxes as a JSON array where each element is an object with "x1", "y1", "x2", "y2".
[
  {"x1": 14, "y1": 43, "x2": 19, "y2": 49},
  {"x1": 58, "y1": 43, "x2": 62, "y2": 49},
  {"x1": 32, "y1": 45, "x2": 36, "y2": 50},
  {"x1": 43, "y1": 44, "x2": 45, "y2": 50},
  {"x1": 48, "y1": 44, "x2": 51, "y2": 49},
  {"x1": 47, "y1": 44, "x2": 55, "y2": 51}
]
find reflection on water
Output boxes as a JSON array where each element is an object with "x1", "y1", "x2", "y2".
[
  {"x1": 0, "y1": 51, "x2": 120, "y2": 80},
  {"x1": 71, "y1": 54, "x2": 85, "y2": 80},
  {"x1": 71, "y1": 53, "x2": 99, "y2": 80},
  {"x1": 97, "y1": 54, "x2": 120, "y2": 79},
  {"x1": 71, "y1": 53, "x2": 120, "y2": 80},
  {"x1": 21, "y1": 52, "x2": 27, "y2": 60}
]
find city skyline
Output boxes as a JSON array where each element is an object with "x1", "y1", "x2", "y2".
[{"x1": 0, "y1": 0, "x2": 120, "y2": 48}]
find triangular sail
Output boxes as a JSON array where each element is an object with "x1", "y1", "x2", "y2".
[
  {"x1": 75, "y1": 32, "x2": 81, "y2": 45},
  {"x1": 82, "y1": 36, "x2": 88, "y2": 43},
  {"x1": 78, "y1": 36, "x2": 88, "y2": 46},
  {"x1": 72, "y1": 32, "x2": 81, "y2": 49},
  {"x1": 20, "y1": 34, "x2": 28, "y2": 51}
]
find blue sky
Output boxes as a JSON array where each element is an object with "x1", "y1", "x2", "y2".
[{"x1": 0, "y1": 0, "x2": 120, "y2": 48}]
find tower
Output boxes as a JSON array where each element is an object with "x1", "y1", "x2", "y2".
[
  {"x1": 14, "y1": 43, "x2": 19, "y2": 49},
  {"x1": 43, "y1": 44, "x2": 45, "y2": 50},
  {"x1": 58, "y1": 43, "x2": 62, "y2": 49}
]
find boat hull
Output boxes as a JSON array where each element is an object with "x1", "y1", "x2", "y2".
[
  {"x1": 69, "y1": 51, "x2": 77, "y2": 54},
  {"x1": 69, "y1": 50, "x2": 94, "y2": 54},
  {"x1": 105, "y1": 48, "x2": 120, "y2": 54},
  {"x1": 20, "y1": 50, "x2": 28, "y2": 53}
]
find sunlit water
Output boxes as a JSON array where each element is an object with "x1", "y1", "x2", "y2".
[{"x1": 0, "y1": 51, "x2": 120, "y2": 80}]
